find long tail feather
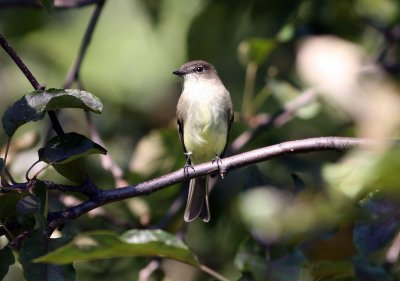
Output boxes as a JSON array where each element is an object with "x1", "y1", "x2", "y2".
[{"x1": 184, "y1": 176, "x2": 210, "y2": 222}]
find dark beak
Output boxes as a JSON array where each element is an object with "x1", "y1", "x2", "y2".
[{"x1": 172, "y1": 70, "x2": 186, "y2": 76}]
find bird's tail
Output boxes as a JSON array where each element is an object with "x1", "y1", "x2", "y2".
[{"x1": 184, "y1": 176, "x2": 210, "y2": 222}]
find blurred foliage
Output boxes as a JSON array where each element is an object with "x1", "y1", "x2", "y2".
[{"x1": 1, "y1": 0, "x2": 400, "y2": 280}]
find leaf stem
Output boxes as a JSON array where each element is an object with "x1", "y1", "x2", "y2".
[{"x1": 199, "y1": 264, "x2": 230, "y2": 281}]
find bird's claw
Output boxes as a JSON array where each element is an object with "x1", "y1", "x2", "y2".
[
  {"x1": 183, "y1": 152, "x2": 195, "y2": 176},
  {"x1": 212, "y1": 155, "x2": 227, "y2": 179}
]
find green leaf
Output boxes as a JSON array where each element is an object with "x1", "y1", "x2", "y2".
[
  {"x1": 238, "y1": 38, "x2": 276, "y2": 66},
  {"x1": 39, "y1": 132, "x2": 107, "y2": 164},
  {"x1": 53, "y1": 158, "x2": 86, "y2": 184},
  {"x1": 37, "y1": 133, "x2": 106, "y2": 183},
  {"x1": 0, "y1": 246, "x2": 15, "y2": 280},
  {"x1": 2, "y1": 88, "x2": 103, "y2": 137},
  {"x1": 19, "y1": 230, "x2": 75, "y2": 281},
  {"x1": 35, "y1": 229, "x2": 199, "y2": 267}
]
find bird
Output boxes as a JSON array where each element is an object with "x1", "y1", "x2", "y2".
[{"x1": 173, "y1": 60, "x2": 233, "y2": 222}]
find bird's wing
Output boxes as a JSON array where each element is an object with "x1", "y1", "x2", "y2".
[{"x1": 221, "y1": 100, "x2": 234, "y2": 157}]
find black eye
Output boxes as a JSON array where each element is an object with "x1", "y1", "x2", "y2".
[{"x1": 195, "y1": 66, "x2": 204, "y2": 73}]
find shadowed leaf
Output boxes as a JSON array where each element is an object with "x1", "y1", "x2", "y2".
[
  {"x1": 2, "y1": 88, "x2": 103, "y2": 137},
  {"x1": 39, "y1": 132, "x2": 107, "y2": 164},
  {"x1": 20, "y1": 230, "x2": 75, "y2": 281}
]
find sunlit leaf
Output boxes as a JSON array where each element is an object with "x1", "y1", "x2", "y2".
[
  {"x1": 0, "y1": 246, "x2": 15, "y2": 280},
  {"x1": 38, "y1": 132, "x2": 107, "y2": 164},
  {"x1": 34, "y1": 229, "x2": 199, "y2": 267},
  {"x1": 20, "y1": 230, "x2": 75, "y2": 281},
  {"x1": 2, "y1": 88, "x2": 103, "y2": 137}
]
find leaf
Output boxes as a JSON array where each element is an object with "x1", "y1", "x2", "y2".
[
  {"x1": 0, "y1": 246, "x2": 15, "y2": 280},
  {"x1": 0, "y1": 192, "x2": 25, "y2": 221},
  {"x1": 2, "y1": 95, "x2": 45, "y2": 137},
  {"x1": 238, "y1": 38, "x2": 276, "y2": 66},
  {"x1": 2, "y1": 88, "x2": 103, "y2": 137},
  {"x1": 53, "y1": 158, "x2": 86, "y2": 184},
  {"x1": 19, "y1": 230, "x2": 75, "y2": 281},
  {"x1": 39, "y1": 132, "x2": 107, "y2": 164},
  {"x1": 35, "y1": 229, "x2": 199, "y2": 267}
]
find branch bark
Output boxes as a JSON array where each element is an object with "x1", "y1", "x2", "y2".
[{"x1": 45, "y1": 136, "x2": 371, "y2": 234}]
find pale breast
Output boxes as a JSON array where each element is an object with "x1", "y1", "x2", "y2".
[{"x1": 179, "y1": 79, "x2": 229, "y2": 163}]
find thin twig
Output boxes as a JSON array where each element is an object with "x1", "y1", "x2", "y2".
[
  {"x1": 0, "y1": 33, "x2": 45, "y2": 90},
  {"x1": 64, "y1": 0, "x2": 105, "y2": 88}
]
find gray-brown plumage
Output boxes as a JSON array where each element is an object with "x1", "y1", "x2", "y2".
[{"x1": 173, "y1": 60, "x2": 233, "y2": 222}]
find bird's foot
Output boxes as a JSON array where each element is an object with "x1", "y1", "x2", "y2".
[
  {"x1": 212, "y1": 155, "x2": 227, "y2": 179},
  {"x1": 183, "y1": 152, "x2": 195, "y2": 176}
]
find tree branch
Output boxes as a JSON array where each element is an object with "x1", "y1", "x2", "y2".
[{"x1": 45, "y1": 136, "x2": 371, "y2": 234}]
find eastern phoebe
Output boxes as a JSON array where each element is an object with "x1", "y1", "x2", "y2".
[{"x1": 173, "y1": 60, "x2": 234, "y2": 222}]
